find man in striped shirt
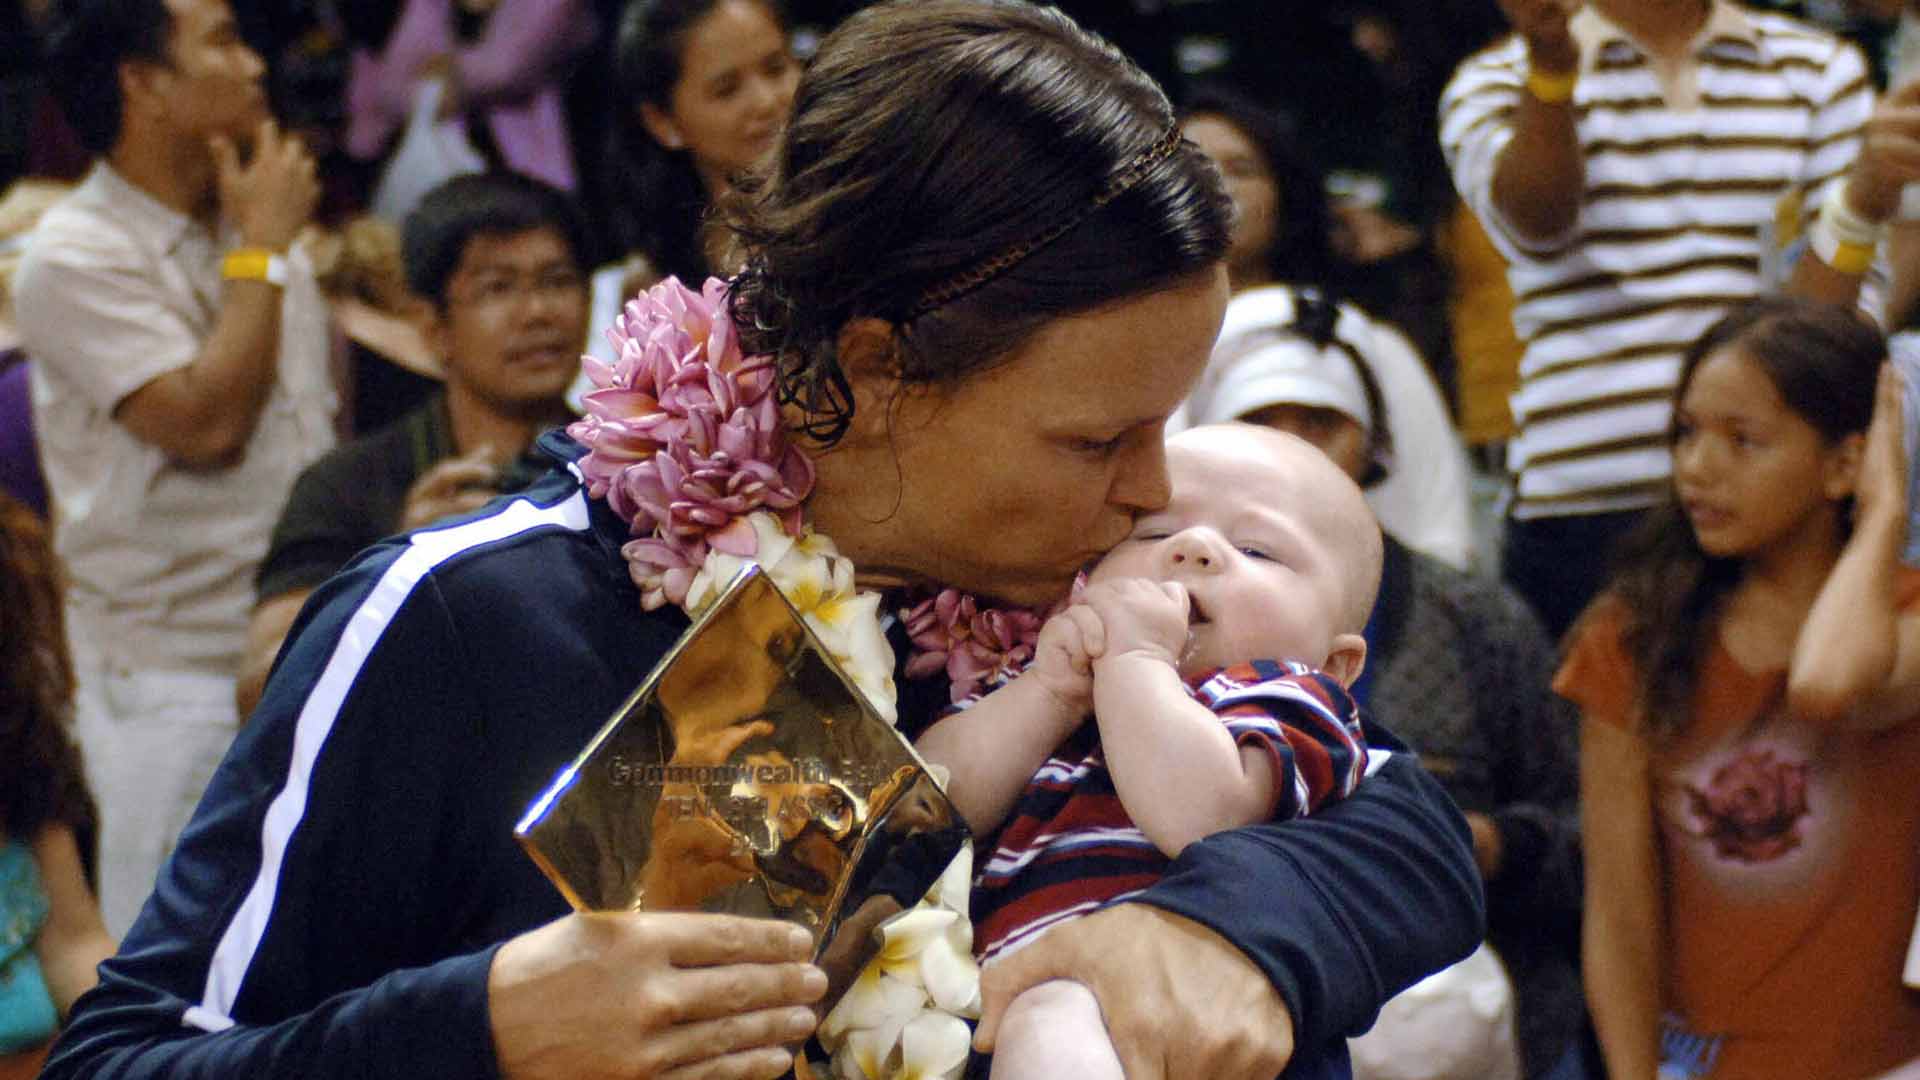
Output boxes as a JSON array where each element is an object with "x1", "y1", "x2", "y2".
[{"x1": 1441, "y1": 0, "x2": 1918, "y2": 636}]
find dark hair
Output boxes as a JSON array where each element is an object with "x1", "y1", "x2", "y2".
[
  {"x1": 726, "y1": 0, "x2": 1232, "y2": 446},
  {"x1": 0, "y1": 493, "x2": 96, "y2": 879},
  {"x1": 1180, "y1": 84, "x2": 1345, "y2": 294},
  {"x1": 606, "y1": 0, "x2": 790, "y2": 281},
  {"x1": 402, "y1": 172, "x2": 591, "y2": 309},
  {"x1": 39, "y1": 0, "x2": 173, "y2": 154},
  {"x1": 1606, "y1": 296, "x2": 1884, "y2": 736}
]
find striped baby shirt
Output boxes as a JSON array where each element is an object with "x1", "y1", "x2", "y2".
[
  {"x1": 971, "y1": 660, "x2": 1369, "y2": 965},
  {"x1": 1440, "y1": 1, "x2": 1879, "y2": 519}
]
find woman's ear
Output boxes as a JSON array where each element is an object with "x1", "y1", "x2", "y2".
[
  {"x1": 830, "y1": 317, "x2": 906, "y2": 441},
  {"x1": 1825, "y1": 430, "x2": 1866, "y2": 501},
  {"x1": 638, "y1": 102, "x2": 686, "y2": 151},
  {"x1": 1322, "y1": 633, "x2": 1368, "y2": 689}
]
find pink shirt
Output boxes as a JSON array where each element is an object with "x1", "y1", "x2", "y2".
[{"x1": 346, "y1": 0, "x2": 595, "y2": 191}]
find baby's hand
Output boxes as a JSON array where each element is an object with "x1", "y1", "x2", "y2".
[
  {"x1": 1027, "y1": 604, "x2": 1106, "y2": 717},
  {"x1": 1081, "y1": 578, "x2": 1190, "y2": 668}
]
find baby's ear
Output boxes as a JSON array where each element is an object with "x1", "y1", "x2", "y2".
[{"x1": 1322, "y1": 633, "x2": 1368, "y2": 688}]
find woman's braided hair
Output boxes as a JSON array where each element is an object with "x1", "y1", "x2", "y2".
[{"x1": 722, "y1": 0, "x2": 1231, "y2": 447}]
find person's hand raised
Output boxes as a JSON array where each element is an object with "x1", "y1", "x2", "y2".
[
  {"x1": 489, "y1": 912, "x2": 826, "y2": 1080},
  {"x1": 399, "y1": 446, "x2": 504, "y2": 532},
  {"x1": 975, "y1": 904, "x2": 1295, "y2": 1079},
  {"x1": 1844, "y1": 79, "x2": 1920, "y2": 224},
  {"x1": 210, "y1": 120, "x2": 320, "y2": 253},
  {"x1": 1495, "y1": 0, "x2": 1580, "y2": 71},
  {"x1": 1856, "y1": 360, "x2": 1911, "y2": 527}
]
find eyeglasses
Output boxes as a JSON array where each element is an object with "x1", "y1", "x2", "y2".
[{"x1": 451, "y1": 266, "x2": 587, "y2": 310}]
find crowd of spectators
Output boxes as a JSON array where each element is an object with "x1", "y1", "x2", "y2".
[{"x1": 4, "y1": 0, "x2": 1920, "y2": 1078}]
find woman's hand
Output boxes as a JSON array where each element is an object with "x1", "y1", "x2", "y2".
[
  {"x1": 488, "y1": 911, "x2": 827, "y2": 1080},
  {"x1": 974, "y1": 904, "x2": 1295, "y2": 1080}
]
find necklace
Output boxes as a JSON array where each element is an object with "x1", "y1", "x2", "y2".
[{"x1": 569, "y1": 275, "x2": 1017, "y2": 1080}]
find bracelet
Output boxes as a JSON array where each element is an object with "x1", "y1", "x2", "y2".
[
  {"x1": 1815, "y1": 236, "x2": 1877, "y2": 276},
  {"x1": 1811, "y1": 179, "x2": 1885, "y2": 276},
  {"x1": 1525, "y1": 67, "x2": 1578, "y2": 105},
  {"x1": 221, "y1": 248, "x2": 288, "y2": 288}
]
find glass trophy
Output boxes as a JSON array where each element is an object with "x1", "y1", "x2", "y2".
[{"x1": 515, "y1": 564, "x2": 968, "y2": 1012}]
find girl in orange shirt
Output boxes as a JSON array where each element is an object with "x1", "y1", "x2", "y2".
[{"x1": 1560, "y1": 296, "x2": 1920, "y2": 1080}]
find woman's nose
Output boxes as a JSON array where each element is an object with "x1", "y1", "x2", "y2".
[{"x1": 1109, "y1": 433, "x2": 1171, "y2": 515}]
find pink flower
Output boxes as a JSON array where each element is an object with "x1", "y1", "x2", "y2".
[
  {"x1": 1685, "y1": 748, "x2": 1811, "y2": 864},
  {"x1": 902, "y1": 589, "x2": 1046, "y2": 704},
  {"x1": 622, "y1": 537, "x2": 702, "y2": 611},
  {"x1": 565, "y1": 276, "x2": 816, "y2": 597}
]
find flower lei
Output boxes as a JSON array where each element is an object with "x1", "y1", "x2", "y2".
[{"x1": 570, "y1": 276, "x2": 1047, "y2": 1080}]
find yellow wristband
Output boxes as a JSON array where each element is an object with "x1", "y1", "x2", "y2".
[
  {"x1": 1829, "y1": 240, "x2": 1876, "y2": 276},
  {"x1": 222, "y1": 248, "x2": 288, "y2": 287},
  {"x1": 1526, "y1": 68, "x2": 1578, "y2": 104}
]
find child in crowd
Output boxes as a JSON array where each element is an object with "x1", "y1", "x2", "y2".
[
  {"x1": 1564, "y1": 297, "x2": 1920, "y2": 1078},
  {"x1": 917, "y1": 423, "x2": 1387, "y2": 1079}
]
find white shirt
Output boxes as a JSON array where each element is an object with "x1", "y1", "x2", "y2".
[
  {"x1": 1440, "y1": 1, "x2": 1878, "y2": 518},
  {"x1": 15, "y1": 163, "x2": 336, "y2": 675}
]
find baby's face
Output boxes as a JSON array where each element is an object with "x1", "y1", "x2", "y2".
[{"x1": 1089, "y1": 428, "x2": 1372, "y2": 678}]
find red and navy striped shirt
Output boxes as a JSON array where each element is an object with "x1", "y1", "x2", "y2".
[{"x1": 972, "y1": 659, "x2": 1369, "y2": 963}]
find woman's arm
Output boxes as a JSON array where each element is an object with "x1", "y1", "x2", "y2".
[
  {"x1": 28, "y1": 824, "x2": 114, "y2": 1018},
  {"x1": 1790, "y1": 363, "x2": 1920, "y2": 730},
  {"x1": 1580, "y1": 714, "x2": 1664, "y2": 1080},
  {"x1": 40, "y1": 561, "x2": 513, "y2": 1080},
  {"x1": 44, "y1": 541, "x2": 820, "y2": 1080}
]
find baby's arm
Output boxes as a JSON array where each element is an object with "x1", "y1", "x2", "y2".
[
  {"x1": 1084, "y1": 579, "x2": 1367, "y2": 858},
  {"x1": 987, "y1": 979, "x2": 1123, "y2": 1080},
  {"x1": 914, "y1": 606, "x2": 1104, "y2": 837}
]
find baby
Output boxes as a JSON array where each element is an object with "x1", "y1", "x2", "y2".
[{"x1": 916, "y1": 423, "x2": 1386, "y2": 1079}]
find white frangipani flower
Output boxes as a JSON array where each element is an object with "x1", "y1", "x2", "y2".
[
  {"x1": 817, "y1": 846, "x2": 982, "y2": 1080},
  {"x1": 805, "y1": 589, "x2": 899, "y2": 724},
  {"x1": 897, "y1": 1012, "x2": 973, "y2": 1080},
  {"x1": 824, "y1": 970, "x2": 930, "y2": 1076},
  {"x1": 686, "y1": 513, "x2": 897, "y2": 722},
  {"x1": 926, "y1": 841, "x2": 971, "y2": 911},
  {"x1": 682, "y1": 513, "x2": 797, "y2": 615}
]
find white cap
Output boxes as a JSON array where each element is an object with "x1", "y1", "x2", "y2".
[{"x1": 1195, "y1": 334, "x2": 1374, "y2": 434}]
